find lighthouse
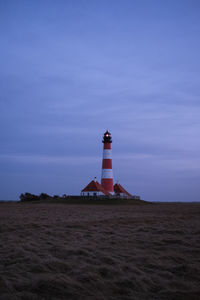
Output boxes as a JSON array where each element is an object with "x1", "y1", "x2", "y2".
[
  {"x1": 101, "y1": 130, "x2": 114, "y2": 194},
  {"x1": 81, "y1": 130, "x2": 138, "y2": 199}
]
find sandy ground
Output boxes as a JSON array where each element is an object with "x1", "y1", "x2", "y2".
[{"x1": 0, "y1": 202, "x2": 200, "y2": 300}]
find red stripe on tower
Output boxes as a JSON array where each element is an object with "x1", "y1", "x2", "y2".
[{"x1": 101, "y1": 131, "x2": 114, "y2": 194}]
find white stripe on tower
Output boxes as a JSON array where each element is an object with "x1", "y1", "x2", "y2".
[
  {"x1": 101, "y1": 131, "x2": 114, "y2": 194},
  {"x1": 101, "y1": 169, "x2": 113, "y2": 178},
  {"x1": 103, "y1": 149, "x2": 112, "y2": 159}
]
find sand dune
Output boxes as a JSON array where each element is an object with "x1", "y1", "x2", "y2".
[{"x1": 0, "y1": 202, "x2": 200, "y2": 299}]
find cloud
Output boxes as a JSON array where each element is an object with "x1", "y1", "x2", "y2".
[{"x1": 0, "y1": 153, "x2": 99, "y2": 166}]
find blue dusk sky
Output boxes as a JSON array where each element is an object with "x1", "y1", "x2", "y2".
[{"x1": 0, "y1": 0, "x2": 200, "y2": 201}]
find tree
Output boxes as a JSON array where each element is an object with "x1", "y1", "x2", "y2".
[{"x1": 19, "y1": 193, "x2": 39, "y2": 201}]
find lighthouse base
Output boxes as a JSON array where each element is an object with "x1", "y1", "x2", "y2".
[{"x1": 101, "y1": 178, "x2": 114, "y2": 194}]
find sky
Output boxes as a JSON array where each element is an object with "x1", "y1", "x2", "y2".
[{"x1": 0, "y1": 0, "x2": 200, "y2": 201}]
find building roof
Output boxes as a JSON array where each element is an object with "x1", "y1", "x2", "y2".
[
  {"x1": 81, "y1": 180, "x2": 111, "y2": 196},
  {"x1": 114, "y1": 183, "x2": 132, "y2": 197}
]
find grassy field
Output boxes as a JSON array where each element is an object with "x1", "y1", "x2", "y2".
[{"x1": 0, "y1": 202, "x2": 200, "y2": 299}]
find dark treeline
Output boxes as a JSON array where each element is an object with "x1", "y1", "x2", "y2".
[
  {"x1": 20, "y1": 193, "x2": 67, "y2": 202},
  {"x1": 19, "y1": 193, "x2": 148, "y2": 205}
]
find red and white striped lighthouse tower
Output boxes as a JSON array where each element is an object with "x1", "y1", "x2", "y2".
[{"x1": 101, "y1": 131, "x2": 114, "y2": 194}]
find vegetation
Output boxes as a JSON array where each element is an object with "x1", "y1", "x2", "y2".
[
  {"x1": 0, "y1": 203, "x2": 200, "y2": 299},
  {"x1": 19, "y1": 193, "x2": 148, "y2": 205},
  {"x1": 20, "y1": 193, "x2": 53, "y2": 202}
]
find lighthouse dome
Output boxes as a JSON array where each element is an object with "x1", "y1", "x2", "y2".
[{"x1": 103, "y1": 130, "x2": 112, "y2": 143}]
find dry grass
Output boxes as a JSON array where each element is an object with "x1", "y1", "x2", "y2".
[{"x1": 0, "y1": 202, "x2": 200, "y2": 299}]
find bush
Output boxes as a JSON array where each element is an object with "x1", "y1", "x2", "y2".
[
  {"x1": 39, "y1": 193, "x2": 50, "y2": 200},
  {"x1": 20, "y1": 193, "x2": 39, "y2": 202}
]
